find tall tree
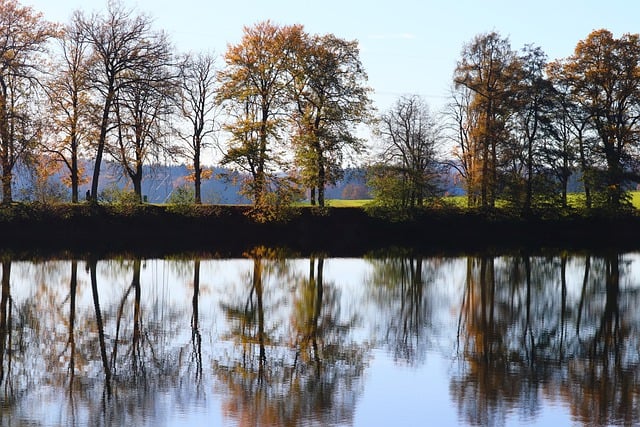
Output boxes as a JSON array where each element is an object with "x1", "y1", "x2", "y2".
[
  {"x1": 290, "y1": 33, "x2": 372, "y2": 207},
  {"x1": 506, "y1": 45, "x2": 555, "y2": 212},
  {"x1": 110, "y1": 38, "x2": 175, "y2": 203},
  {"x1": 453, "y1": 32, "x2": 517, "y2": 208},
  {"x1": 447, "y1": 84, "x2": 482, "y2": 207},
  {"x1": 0, "y1": 0, "x2": 56, "y2": 203},
  {"x1": 553, "y1": 29, "x2": 640, "y2": 209},
  {"x1": 44, "y1": 14, "x2": 93, "y2": 203},
  {"x1": 217, "y1": 21, "x2": 303, "y2": 205},
  {"x1": 178, "y1": 52, "x2": 218, "y2": 204},
  {"x1": 77, "y1": 1, "x2": 169, "y2": 203},
  {"x1": 369, "y1": 94, "x2": 442, "y2": 209},
  {"x1": 547, "y1": 59, "x2": 594, "y2": 208}
]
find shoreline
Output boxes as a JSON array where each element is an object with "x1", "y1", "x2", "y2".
[{"x1": 1, "y1": 203, "x2": 639, "y2": 257}]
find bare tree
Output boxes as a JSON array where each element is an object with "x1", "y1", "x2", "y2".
[
  {"x1": 77, "y1": 0, "x2": 171, "y2": 203},
  {"x1": 369, "y1": 94, "x2": 443, "y2": 209},
  {"x1": 177, "y1": 52, "x2": 219, "y2": 204},
  {"x1": 44, "y1": 14, "x2": 94, "y2": 203},
  {"x1": 110, "y1": 38, "x2": 176, "y2": 203}
]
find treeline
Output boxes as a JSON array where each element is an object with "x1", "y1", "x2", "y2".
[
  {"x1": 446, "y1": 30, "x2": 640, "y2": 212},
  {"x1": 0, "y1": 0, "x2": 371, "y2": 214},
  {"x1": 1, "y1": 0, "x2": 639, "y2": 216}
]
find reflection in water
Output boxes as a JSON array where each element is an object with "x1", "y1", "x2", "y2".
[
  {"x1": 366, "y1": 254, "x2": 434, "y2": 365},
  {"x1": 451, "y1": 253, "x2": 640, "y2": 426},
  {"x1": 216, "y1": 248, "x2": 366, "y2": 426},
  {"x1": 0, "y1": 250, "x2": 638, "y2": 425}
]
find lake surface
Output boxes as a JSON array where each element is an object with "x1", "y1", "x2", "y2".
[{"x1": 0, "y1": 248, "x2": 637, "y2": 426}]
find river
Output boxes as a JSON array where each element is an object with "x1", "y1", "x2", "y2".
[{"x1": 0, "y1": 248, "x2": 635, "y2": 426}]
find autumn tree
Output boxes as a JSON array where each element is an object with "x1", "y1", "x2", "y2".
[
  {"x1": 447, "y1": 84, "x2": 482, "y2": 207},
  {"x1": 217, "y1": 21, "x2": 303, "y2": 206},
  {"x1": 44, "y1": 15, "x2": 93, "y2": 203},
  {"x1": 0, "y1": 0, "x2": 57, "y2": 203},
  {"x1": 77, "y1": 1, "x2": 170, "y2": 203},
  {"x1": 551, "y1": 29, "x2": 640, "y2": 210},
  {"x1": 290, "y1": 33, "x2": 372, "y2": 207},
  {"x1": 369, "y1": 94, "x2": 443, "y2": 209},
  {"x1": 453, "y1": 32, "x2": 517, "y2": 208},
  {"x1": 177, "y1": 52, "x2": 218, "y2": 204}
]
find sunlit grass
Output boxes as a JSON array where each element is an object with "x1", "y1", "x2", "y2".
[
  {"x1": 293, "y1": 199, "x2": 373, "y2": 207},
  {"x1": 441, "y1": 192, "x2": 640, "y2": 210},
  {"x1": 631, "y1": 191, "x2": 640, "y2": 209},
  {"x1": 323, "y1": 199, "x2": 372, "y2": 207}
]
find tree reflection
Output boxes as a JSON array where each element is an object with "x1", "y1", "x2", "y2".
[
  {"x1": 216, "y1": 247, "x2": 366, "y2": 426},
  {"x1": 366, "y1": 254, "x2": 435, "y2": 365},
  {"x1": 451, "y1": 253, "x2": 640, "y2": 426},
  {"x1": 89, "y1": 256, "x2": 112, "y2": 395},
  {"x1": 0, "y1": 259, "x2": 11, "y2": 389},
  {"x1": 191, "y1": 258, "x2": 203, "y2": 383}
]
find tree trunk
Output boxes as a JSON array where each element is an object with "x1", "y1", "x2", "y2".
[
  {"x1": 1, "y1": 164, "x2": 11, "y2": 204},
  {"x1": 317, "y1": 155, "x2": 326, "y2": 207},
  {"x1": 310, "y1": 187, "x2": 316, "y2": 206},
  {"x1": 577, "y1": 130, "x2": 592, "y2": 209},
  {"x1": 71, "y1": 137, "x2": 79, "y2": 203},
  {"x1": 0, "y1": 82, "x2": 12, "y2": 204},
  {"x1": 194, "y1": 140, "x2": 202, "y2": 204},
  {"x1": 91, "y1": 88, "x2": 115, "y2": 203},
  {"x1": 194, "y1": 165, "x2": 202, "y2": 205}
]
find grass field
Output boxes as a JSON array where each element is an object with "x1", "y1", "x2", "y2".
[{"x1": 321, "y1": 191, "x2": 640, "y2": 209}]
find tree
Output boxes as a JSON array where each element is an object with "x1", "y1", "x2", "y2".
[
  {"x1": 0, "y1": 0, "x2": 57, "y2": 203},
  {"x1": 539, "y1": 87, "x2": 579, "y2": 209},
  {"x1": 110, "y1": 37, "x2": 175, "y2": 203},
  {"x1": 290, "y1": 33, "x2": 372, "y2": 207},
  {"x1": 369, "y1": 95, "x2": 443, "y2": 209},
  {"x1": 505, "y1": 45, "x2": 555, "y2": 212},
  {"x1": 447, "y1": 84, "x2": 482, "y2": 207},
  {"x1": 453, "y1": 32, "x2": 517, "y2": 208},
  {"x1": 177, "y1": 52, "x2": 218, "y2": 204},
  {"x1": 44, "y1": 15, "x2": 93, "y2": 203},
  {"x1": 77, "y1": 1, "x2": 170, "y2": 203},
  {"x1": 217, "y1": 21, "x2": 303, "y2": 205},
  {"x1": 552, "y1": 29, "x2": 640, "y2": 210}
]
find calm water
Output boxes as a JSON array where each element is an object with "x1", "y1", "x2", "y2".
[{"x1": 0, "y1": 249, "x2": 637, "y2": 426}]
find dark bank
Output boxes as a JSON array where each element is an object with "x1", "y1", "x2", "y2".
[{"x1": 1, "y1": 203, "x2": 639, "y2": 257}]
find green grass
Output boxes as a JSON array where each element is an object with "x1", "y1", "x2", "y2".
[
  {"x1": 442, "y1": 191, "x2": 640, "y2": 210},
  {"x1": 323, "y1": 199, "x2": 372, "y2": 207},
  {"x1": 293, "y1": 199, "x2": 373, "y2": 208}
]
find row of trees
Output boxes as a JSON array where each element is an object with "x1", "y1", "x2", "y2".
[
  {"x1": 4, "y1": 0, "x2": 640, "y2": 213},
  {"x1": 447, "y1": 29, "x2": 640, "y2": 212},
  {"x1": 0, "y1": 0, "x2": 373, "y2": 210},
  {"x1": 369, "y1": 29, "x2": 640, "y2": 214}
]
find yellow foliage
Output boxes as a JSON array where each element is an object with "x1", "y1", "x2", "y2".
[{"x1": 184, "y1": 164, "x2": 213, "y2": 182}]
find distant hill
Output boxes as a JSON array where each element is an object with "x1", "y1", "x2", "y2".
[
  {"x1": 16, "y1": 159, "x2": 518, "y2": 203},
  {"x1": 11, "y1": 161, "x2": 378, "y2": 204}
]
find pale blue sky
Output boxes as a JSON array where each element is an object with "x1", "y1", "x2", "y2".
[{"x1": 25, "y1": 0, "x2": 640, "y2": 112}]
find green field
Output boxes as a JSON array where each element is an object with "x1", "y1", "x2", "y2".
[{"x1": 320, "y1": 191, "x2": 640, "y2": 209}]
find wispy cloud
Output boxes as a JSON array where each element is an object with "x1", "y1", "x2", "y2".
[{"x1": 368, "y1": 33, "x2": 417, "y2": 40}]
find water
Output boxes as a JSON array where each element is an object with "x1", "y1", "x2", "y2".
[{"x1": 0, "y1": 250, "x2": 636, "y2": 426}]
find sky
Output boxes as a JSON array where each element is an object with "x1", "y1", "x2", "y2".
[{"x1": 24, "y1": 0, "x2": 640, "y2": 114}]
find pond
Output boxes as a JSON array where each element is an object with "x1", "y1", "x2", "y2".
[{"x1": 0, "y1": 248, "x2": 636, "y2": 426}]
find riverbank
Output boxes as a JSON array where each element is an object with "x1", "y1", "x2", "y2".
[{"x1": 1, "y1": 203, "x2": 639, "y2": 257}]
